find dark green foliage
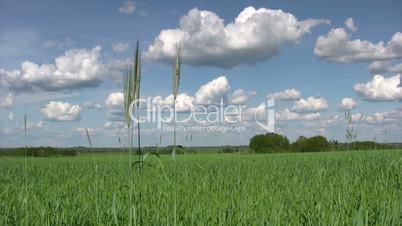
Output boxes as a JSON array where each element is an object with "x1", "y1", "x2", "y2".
[
  {"x1": 293, "y1": 136, "x2": 329, "y2": 152},
  {"x1": 328, "y1": 141, "x2": 393, "y2": 151},
  {"x1": 249, "y1": 132, "x2": 290, "y2": 153},
  {"x1": 1, "y1": 147, "x2": 77, "y2": 157},
  {"x1": 220, "y1": 146, "x2": 239, "y2": 153},
  {"x1": 249, "y1": 132, "x2": 396, "y2": 154}
]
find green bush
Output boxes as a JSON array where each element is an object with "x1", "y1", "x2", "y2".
[
  {"x1": 292, "y1": 136, "x2": 329, "y2": 152},
  {"x1": 249, "y1": 133, "x2": 290, "y2": 153}
]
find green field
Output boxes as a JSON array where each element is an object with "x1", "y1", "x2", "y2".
[{"x1": 1, "y1": 150, "x2": 401, "y2": 225}]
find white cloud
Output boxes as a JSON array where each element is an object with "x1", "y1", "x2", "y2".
[
  {"x1": 248, "y1": 90, "x2": 257, "y2": 97},
  {"x1": 315, "y1": 29, "x2": 402, "y2": 63},
  {"x1": 391, "y1": 63, "x2": 402, "y2": 73},
  {"x1": 36, "y1": 121, "x2": 44, "y2": 128},
  {"x1": 41, "y1": 101, "x2": 81, "y2": 121},
  {"x1": 276, "y1": 108, "x2": 320, "y2": 121},
  {"x1": 267, "y1": 88, "x2": 301, "y2": 100},
  {"x1": 352, "y1": 110, "x2": 402, "y2": 124},
  {"x1": 24, "y1": 121, "x2": 44, "y2": 130},
  {"x1": 103, "y1": 121, "x2": 114, "y2": 129},
  {"x1": 104, "y1": 91, "x2": 147, "y2": 121},
  {"x1": 42, "y1": 38, "x2": 74, "y2": 49},
  {"x1": 152, "y1": 93, "x2": 194, "y2": 112},
  {"x1": 344, "y1": 18, "x2": 357, "y2": 32},
  {"x1": 0, "y1": 46, "x2": 121, "y2": 92},
  {"x1": 340, "y1": 97, "x2": 357, "y2": 110},
  {"x1": 8, "y1": 112, "x2": 14, "y2": 122},
  {"x1": 111, "y1": 42, "x2": 130, "y2": 52},
  {"x1": 229, "y1": 89, "x2": 249, "y2": 105},
  {"x1": 324, "y1": 115, "x2": 343, "y2": 126},
  {"x1": 354, "y1": 74, "x2": 402, "y2": 101},
  {"x1": 104, "y1": 92, "x2": 125, "y2": 121},
  {"x1": 302, "y1": 112, "x2": 321, "y2": 121},
  {"x1": 1, "y1": 93, "x2": 13, "y2": 108},
  {"x1": 368, "y1": 61, "x2": 402, "y2": 74},
  {"x1": 103, "y1": 121, "x2": 126, "y2": 136},
  {"x1": 368, "y1": 61, "x2": 390, "y2": 74},
  {"x1": 105, "y1": 92, "x2": 124, "y2": 108},
  {"x1": 292, "y1": 97, "x2": 328, "y2": 113},
  {"x1": 242, "y1": 103, "x2": 266, "y2": 122},
  {"x1": 195, "y1": 76, "x2": 230, "y2": 105},
  {"x1": 76, "y1": 128, "x2": 98, "y2": 137},
  {"x1": 145, "y1": 6, "x2": 329, "y2": 68},
  {"x1": 82, "y1": 101, "x2": 102, "y2": 109},
  {"x1": 276, "y1": 108, "x2": 299, "y2": 121},
  {"x1": 119, "y1": 1, "x2": 136, "y2": 14}
]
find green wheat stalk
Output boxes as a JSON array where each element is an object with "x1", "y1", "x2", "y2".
[
  {"x1": 123, "y1": 60, "x2": 134, "y2": 226},
  {"x1": 171, "y1": 43, "x2": 182, "y2": 226},
  {"x1": 172, "y1": 43, "x2": 182, "y2": 161},
  {"x1": 84, "y1": 128, "x2": 100, "y2": 224},
  {"x1": 23, "y1": 114, "x2": 28, "y2": 226},
  {"x1": 133, "y1": 40, "x2": 143, "y2": 226},
  {"x1": 123, "y1": 40, "x2": 142, "y2": 225}
]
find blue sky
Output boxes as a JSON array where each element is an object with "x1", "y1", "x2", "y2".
[{"x1": 1, "y1": 0, "x2": 401, "y2": 147}]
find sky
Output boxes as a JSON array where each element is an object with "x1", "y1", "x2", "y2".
[{"x1": 0, "y1": 0, "x2": 401, "y2": 147}]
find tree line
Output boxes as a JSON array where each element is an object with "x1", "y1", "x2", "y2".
[{"x1": 249, "y1": 132, "x2": 395, "y2": 153}]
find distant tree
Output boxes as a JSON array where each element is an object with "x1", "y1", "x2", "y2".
[
  {"x1": 292, "y1": 135, "x2": 329, "y2": 152},
  {"x1": 292, "y1": 136, "x2": 307, "y2": 152},
  {"x1": 249, "y1": 133, "x2": 290, "y2": 153}
]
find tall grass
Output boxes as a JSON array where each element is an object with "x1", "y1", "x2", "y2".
[
  {"x1": 345, "y1": 110, "x2": 362, "y2": 151},
  {"x1": 123, "y1": 57, "x2": 134, "y2": 225},
  {"x1": 171, "y1": 44, "x2": 182, "y2": 225},
  {"x1": 123, "y1": 40, "x2": 142, "y2": 225},
  {"x1": 23, "y1": 114, "x2": 28, "y2": 226},
  {"x1": 172, "y1": 43, "x2": 182, "y2": 161},
  {"x1": 84, "y1": 128, "x2": 100, "y2": 224},
  {"x1": 1, "y1": 150, "x2": 401, "y2": 225}
]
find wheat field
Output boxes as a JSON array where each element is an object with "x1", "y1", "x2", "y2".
[{"x1": 0, "y1": 150, "x2": 401, "y2": 225}]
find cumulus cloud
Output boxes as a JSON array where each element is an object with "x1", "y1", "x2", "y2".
[
  {"x1": 276, "y1": 108, "x2": 320, "y2": 121},
  {"x1": 352, "y1": 110, "x2": 402, "y2": 124},
  {"x1": 41, "y1": 101, "x2": 82, "y2": 121},
  {"x1": 276, "y1": 108, "x2": 299, "y2": 121},
  {"x1": 267, "y1": 88, "x2": 301, "y2": 100},
  {"x1": 195, "y1": 76, "x2": 230, "y2": 105},
  {"x1": 354, "y1": 74, "x2": 402, "y2": 101},
  {"x1": 105, "y1": 92, "x2": 124, "y2": 109},
  {"x1": 315, "y1": 29, "x2": 402, "y2": 63},
  {"x1": 1, "y1": 93, "x2": 13, "y2": 108},
  {"x1": 145, "y1": 6, "x2": 329, "y2": 68},
  {"x1": 102, "y1": 76, "x2": 238, "y2": 122},
  {"x1": 0, "y1": 46, "x2": 121, "y2": 92},
  {"x1": 119, "y1": 1, "x2": 136, "y2": 14},
  {"x1": 242, "y1": 103, "x2": 267, "y2": 122},
  {"x1": 105, "y1": 92, "x2": 125, "y2": 121},
  {"x1": 152, "y1": 93, "x2": 194, "y2": 112},
  {"x1": 111, "y1": 42, "x2": 130, "y2": 52},
  {"x1": 292, "y1": 97, "x2": 328, "y2": 113},
  {"x1": 340, "y1": 97, "x2": 357, "y2": 110},
  {"x1": 229, "y1": 89, "x2": 249, "y2": 105},
  {"x1": 103, "y1": 121, "x2": 127, "y2": 136},
  {"x1": 344, "y1": 18, "x2": 357, "y2": 32},
  {"x1": 368, "y1": 61, "x2": 402, "y2": 74}
]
